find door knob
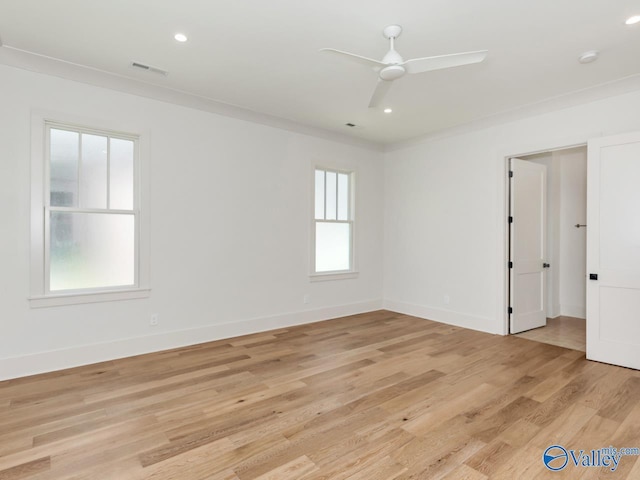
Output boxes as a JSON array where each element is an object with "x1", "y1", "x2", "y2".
[
  {"x1": 543, "y1": 263, "x2": 550, "y2": 268},
  {"x1": 589, "y1": 273, "x2": 598, "y2": 280}
]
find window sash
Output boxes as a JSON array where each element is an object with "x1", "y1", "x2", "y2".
[
  {"x1": 315, "y1": 168, "x2": 351, "y2": 222},
  {"x1": 45, "y1": 122, "x2": 138, "y2": 211},
  {"x1": 314, "y1": 219, "x2": 354, "y2": 273}
]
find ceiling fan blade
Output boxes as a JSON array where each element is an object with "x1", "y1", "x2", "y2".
[
  {"x1": 403, "y1": 50, "x2": 488, "y2": 74},
  {"x1": 320, "y1": 48, "x2": 386, "y2": 68},
  {"x1": 368, "y1": 79, "x2": 393, "y2": 108}
]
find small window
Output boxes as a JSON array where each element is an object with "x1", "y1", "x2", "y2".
[
  {"x1": 313, "y1": 168, "x2": 354, "y2": 274},
  {"x1": 30, "y1": 117, "x2": 149, "y2": 307},
  {"x1": 47, "y1": 125, "x2": 137, "y2": 292}
]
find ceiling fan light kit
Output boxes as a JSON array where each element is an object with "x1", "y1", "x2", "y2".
[
  {"x1": 320, "y1": 24, "x2": 488, "y2": 108},
  {"x1": 379, "y1": 65, "x2": 405, "y2": 81}
]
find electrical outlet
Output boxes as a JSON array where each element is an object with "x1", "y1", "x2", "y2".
[
  {"x1": 443, "y1": 295, "x2": 450, "y2": 305},
  {"x1": 303, "y1": 294, "x2": 310, "y2": 304},
  {"x1": 150, "y1": 313, "x2": 158, "y2": 326}
]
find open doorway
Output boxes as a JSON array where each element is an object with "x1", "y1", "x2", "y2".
[{"x1": 509, "y1": 146, "x2": 587, "y2": 351}]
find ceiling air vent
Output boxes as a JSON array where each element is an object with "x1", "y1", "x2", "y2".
[{"x1": 131, "y1": 62, "x2": 168, "y2": 76}]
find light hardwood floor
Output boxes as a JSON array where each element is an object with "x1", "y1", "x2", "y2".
[
  {"x1": 1, "y1": 310, "x2": 639, "y2": 479},
  {"x1": 514, "y1": 316, "x2": 586, "y2": 352}
]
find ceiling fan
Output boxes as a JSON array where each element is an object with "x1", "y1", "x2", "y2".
[{"x1": 320, "y1": 25, "x2": 488, "y2": 108}]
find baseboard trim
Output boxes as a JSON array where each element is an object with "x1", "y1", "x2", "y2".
[
  {"x1": 0, "y1": 299, "x2": 383, "y2": 381},
  {"x1": 383, "y1": 299, "x2": 500, "y2": 335},
  {"x1": 560, "y1": 304, "x2": 586, "y2": 319},
  {"x1": 548, "y1": 303, "x2": 562, "y2": 319}
]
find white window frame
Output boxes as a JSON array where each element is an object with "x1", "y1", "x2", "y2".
[
  {"x1": 29, "y1": 113, "x2": 150, "y2": 307},
  {"x1": 310, "y1": 166, "x2": 358, "y2": 281}
]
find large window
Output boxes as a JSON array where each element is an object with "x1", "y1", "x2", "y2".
[
  {"x1": 30, "y1": 117, "x2": 149, "y2": 306},
  {"x1": 313, "y1": 168, "x2": 354, "y2": 274}
]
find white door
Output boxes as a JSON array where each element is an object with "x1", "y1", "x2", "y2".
[
  {"x1": 587, "y1": 133, "x2": 640, "y2": 370},
  {"x1": 510, "y1": 158, "x2": 548, "y2": 334}
]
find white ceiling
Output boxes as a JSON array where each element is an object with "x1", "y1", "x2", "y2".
[{"x1": 1, "y1": 0, "x2": 639, "y2": 145}]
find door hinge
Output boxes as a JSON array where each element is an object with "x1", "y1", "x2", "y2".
[
  {"x1": 508, "y1": 306, "x2": 513, "y2": 314},
  {"x1": 508, "y1": 216, "x2": 513, "y2": 224},
  {"x1": 509, "y1": 170, "x2": 513, "y2": 178},
  {"x1": 508, "y1": 261, "x2": 513, "y2": 268}
]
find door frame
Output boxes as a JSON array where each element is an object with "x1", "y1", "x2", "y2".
[{"x1": 497, "y1": 136, "x2": 588, "y2": 336}]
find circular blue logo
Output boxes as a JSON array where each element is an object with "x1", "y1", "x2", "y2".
[{"x1": 543, "y1": 445, "x2": 569, "y2": 471}]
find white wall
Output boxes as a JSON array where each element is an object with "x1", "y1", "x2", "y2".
[
  {"x1": 556, "y1": 148, "x2": 587, "y2": 319},
  {"x1": 528, "y1": 148, "x2": 587, "y2": 320},
  {"x1": 527, "y1": 153, "x2": 560, "y2": 318},
  {"x1": 0, "y1": 64, "x2": 384, "y2": 380},
  {"x1": 384, "y1": 88, "x2": 640, "y2": 334}
]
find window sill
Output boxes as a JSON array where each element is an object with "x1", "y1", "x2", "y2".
[
  {"x1": 29, "y1": 288, "x2": 151, "y2": 308},
  {"x1": 309, "y1": 271, "x2": 359, "y2": 282}
]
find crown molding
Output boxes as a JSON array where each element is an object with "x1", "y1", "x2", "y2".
[
  {"x1": 385, "y1": 73, "x2": 640, "y2": 152},
  {"x1": 4, "y1": 45, "x2": 639, "y2": 155},
  {"x1": 0, "y1": 45, "x2": 384, "y2": 152}
]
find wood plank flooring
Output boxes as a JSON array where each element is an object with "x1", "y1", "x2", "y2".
[
  {"x1": 515, "y1": 316, "x2": 586, "y2": 352},
  {"x1": 1, "y1": 310, "x2": 639, "y2": 479}
]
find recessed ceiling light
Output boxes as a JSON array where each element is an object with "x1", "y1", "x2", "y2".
[
  {"x1": 174, "y1": 33, "x2": 188, "y2": 42},
  {"x1": 383, "y1": 108, "x2": 393, "y2": 114},
  {"x1": 578, "y1": 51, "x2": 599, "y2": 64},
  {"x1": 626, "y1": 15, "x2": 640, "y2": 25}
]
